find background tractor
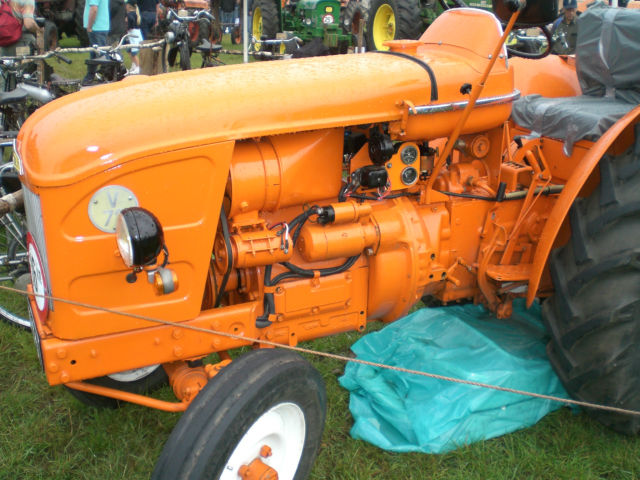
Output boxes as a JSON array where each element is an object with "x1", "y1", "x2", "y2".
[
  {"x1": 341, "y1": 0, "x2": 492, "y2": 51},
  {"x1": 12, "y1": 0, "x2": 640, "y2": 477},
  {"x1": 251, "y1": 0, "x2": 351, "y2": 54}
]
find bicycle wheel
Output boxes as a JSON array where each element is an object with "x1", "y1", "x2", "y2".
[{"x1": 0, "y1": 162, "x2": 30, "y2": 329}]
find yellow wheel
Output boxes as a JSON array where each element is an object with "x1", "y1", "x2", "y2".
[
  {"x1": 365, "y1": 0, "x2": 422, "y2": 51},
  {"x1": 251, "y1": 0, "x2": 279, "y2": 57},
  {"x1": 252, "y1": 6, "x2": 264, "y2": 51},
  {"x1": 372, "y1": 3, "x2": 395, "y2": 51}
]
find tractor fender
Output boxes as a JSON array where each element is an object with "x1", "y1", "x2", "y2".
[{"x1": 526, "y1": 104, "x2": 640, "y2": 306}]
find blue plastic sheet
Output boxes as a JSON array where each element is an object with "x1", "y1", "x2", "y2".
[{"x1": 339, "y1": 300, "x2": 570, "y2": 454}]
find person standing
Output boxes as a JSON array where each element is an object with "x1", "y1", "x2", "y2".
[
  {"x1": 124, "y1": 0, "x2": 142, "y2": 74},
  {"x1": 0, "y1": 0, "x2": 40, "y2": 57},
  {"x1": 139, "y1": 0, "x2": 159, "y2": 40},
  {"x1": 551, "y1": 0, "x2": 579, "y2": 55},
  {"x1": 82, "y1": 0, "x2": 110, "y2": 85},
  {"x1": 108, "y1": 0, "x2": 127, "y2": 45}
]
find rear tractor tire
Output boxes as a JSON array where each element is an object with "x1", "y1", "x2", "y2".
[
  {"x1": 342, "y1": 0, "x2": 370, "y2": 50},
  {"x1": 152, "y1": 349, "x2": 327, "y2": 480},
  {"x1": 365, "y1": 0, "x2": 421, "y2": 51},
  {"x1": 543, "y1": 131, "x2": 640, "y2": 434}
]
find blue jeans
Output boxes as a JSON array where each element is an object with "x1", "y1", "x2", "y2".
[
  {"x1": 85, "y1": 30, "x2": 108, "y2": 80},
  {"x1": 140, "y1": 11, "x2": 156, "y2": 41}
]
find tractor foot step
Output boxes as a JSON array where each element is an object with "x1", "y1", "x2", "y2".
[{"x1": 486, "y1": 264, "x2": 532, "y2": 282}]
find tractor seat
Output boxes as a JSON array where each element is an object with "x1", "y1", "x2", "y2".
[
  {"x1": 195, "y1": 40, "x2": 222, "y2": 54},
  {"x1": 511, "y1": 4, "x2": 640, "y2": 155},
  {"x1": 85, "y1": 57, "x2": 121, "y2": 67},
  {"x1": 0, "y1": 88, "x2": 28, "y2": 106}
]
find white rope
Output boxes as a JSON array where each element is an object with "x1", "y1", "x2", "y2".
[{"x1": 4, "y1": 284, "x2": 639, "y2": 417}]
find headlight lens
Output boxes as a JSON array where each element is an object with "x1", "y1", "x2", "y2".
[
  {"x1": 116, "y1": 207, "x2": 164, "y2": 267},
  {"x1": 116, "y1": 214, "x2": 134, "y2": 267}
]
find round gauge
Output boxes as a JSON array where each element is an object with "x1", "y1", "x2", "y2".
[
  {"x1": 401, "y1": 167, "x2": 418, "y2": 185},
  {"x1": 401, "y1": 145, "x2": 419, "y2": 165}
]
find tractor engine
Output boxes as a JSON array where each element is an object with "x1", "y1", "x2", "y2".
[{"x1": 217, "y1": 129, "x2": 459, "y2": 325}]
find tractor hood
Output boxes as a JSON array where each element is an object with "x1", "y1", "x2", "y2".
[{"x1": 18, "y1": 40, "x2": 512, "y2": 188}]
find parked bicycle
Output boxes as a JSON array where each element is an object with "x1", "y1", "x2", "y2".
[
  {"x1": 0, "y1": 51, "x2": 78, "y2": 134},
  {"x1": 0, "y1": 144, "x2": 29, "y2": 329},
  {"x1": 83, "y1": 35, "x2": 131, "y2": 85},
  {"x1": 165, "y1": 9, "x2": 219, "y2": 70}
]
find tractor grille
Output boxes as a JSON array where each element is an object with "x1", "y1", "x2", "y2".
[{"x1": 23, "y1": 185, "x2": 53, "y2": 311}]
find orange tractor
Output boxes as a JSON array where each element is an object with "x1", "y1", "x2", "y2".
[{"x1": 13, "y1": 0, "x2": 640, "y2": 476}]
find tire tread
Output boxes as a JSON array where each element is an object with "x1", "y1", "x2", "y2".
[{"x1": 544, "y1": 135, "x2": 640, "y2": 435}]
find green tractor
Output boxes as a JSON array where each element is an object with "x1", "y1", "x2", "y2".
[
  {"x1": 341, "y1": 0, "x2": 492, "y2": 52},
  {"x1": 251, "y1": 0, "x2": 352, "y2": 55}
]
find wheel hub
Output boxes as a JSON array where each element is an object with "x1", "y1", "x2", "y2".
[
  {"x1": 238, "y1": 457, "x2": 278, "y2": 480},
  {"x1": 221, "y1": 402, "x2": 305, "y2": 480},
  {"x1": 373, "y1": 4, "x2": 395, "y2": 50}
]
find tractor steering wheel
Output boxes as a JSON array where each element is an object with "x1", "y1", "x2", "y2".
[
  {"x1": 505, "y1": 25, "x2": 553, "y2": 59},
  {"x1": 437, "y1": 0, "x2": 468, "y2": 9}
]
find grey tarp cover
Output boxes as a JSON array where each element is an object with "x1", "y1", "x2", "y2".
[
  {"x1": 510, "y1": 3, "x2": 640, "y2": 155},
  {"x1": 576, "y1": 3, "x2": 640, "y2": 104},
  {"x1": 510, "y1": 95, "x2": 635, "y2": 155}
]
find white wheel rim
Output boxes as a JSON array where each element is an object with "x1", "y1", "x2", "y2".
[
  {"x1": 107, "y1": 365, "x2": 159, "y2": 382},
  {"x1": 220, "y1": 402, "x2": 306, "y2": 480}
]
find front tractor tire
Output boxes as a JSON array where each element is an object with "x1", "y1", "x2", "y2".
[
  {"x1": 365, "y1": 0, "x2": 421, "y2": 51},
  {"x1": 152, "y1": 349, "x2": 327, "y2": 480},
  {"x1": 543, "y1": 132, "x2": 640, "y2": 434}
]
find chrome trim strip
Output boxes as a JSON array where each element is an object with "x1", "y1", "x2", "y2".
[{"x1": 410, "y1": 90, "x2": 521, "y2": 115}]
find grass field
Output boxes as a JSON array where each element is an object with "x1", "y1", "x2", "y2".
[
  {"x1": 1, "y1": 34, "x2": 640, "y2": 480},
  {"x1": 2, "y1": 311, "x2": 640, "y2": 480}
]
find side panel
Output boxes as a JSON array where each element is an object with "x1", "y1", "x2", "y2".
[{"x1": 35, "y1": 142, "x2": 234, "y2": 339}]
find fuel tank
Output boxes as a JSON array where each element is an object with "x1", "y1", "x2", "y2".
[{"x1": 17, "y1": 9, "x2": 514, "y2": 189}]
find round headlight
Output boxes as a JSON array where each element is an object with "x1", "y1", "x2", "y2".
[
  {"x1": 116, "y1": 207, "x2": 164, "y2": 267},
  {"x1": 116, "y1": 214, "x2": 134, "y2": 267}
]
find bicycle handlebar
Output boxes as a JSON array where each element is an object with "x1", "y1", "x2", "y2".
[
  {"x1": 167, "y1": 8, "x2": 215, "y2": 23},
  {"x1": 52, "y1": 51, "x2": 72, "y2": 64},
  {"x1": 0, "y1": 37, "x2": 166, "y2": 62}
]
